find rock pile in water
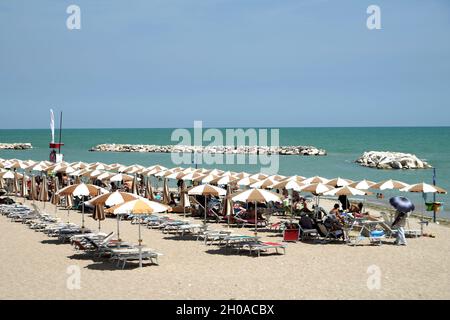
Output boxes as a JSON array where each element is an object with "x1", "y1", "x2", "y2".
[
  {"x1": 0, "y1": 143, "x2": 33, "y2": 150},
  {"x1": 356, "y1": 151, "x2": 432, "y2": 169},
  {"x1": 90, "y1": 144, "x2": 327, "y2": 156}
]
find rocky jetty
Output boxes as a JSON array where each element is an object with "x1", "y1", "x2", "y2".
[
  {"x1": 0, "y1": 143, "x2": 32, "y2": 150},
  {"x1": 90, "y1": 144, "x2": 327, "y2": 156},
  {"x1": 356, "y1": 151, "x2": 432, "y2": 170}
]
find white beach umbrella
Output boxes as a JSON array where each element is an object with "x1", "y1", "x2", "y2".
[
  {"x1": 109, "y1": 173, "x2": 134, "y2": 182},
  {"x1": 106, "y1": 198, "x2": 171, "y2": 268},
  {"x1": 296, "y1": 183, "x2": 333, "y2": 195},
  {"x1": 400, "y1": 182, "x2": 447, "y2": 223},
  {"x1": 348, "y1": 179, "x2": 376, "y2": 190},
  {"x1": 232, "y1": 188, "x2": 282, "y2": 235},
  {"x1": 8, "y1": 160, "x2": 30, "y2": 170},
  {"x1": 371, "y1": 179, "x2": 409, "y2": 191},
  {"x1": 296, "y1": 183, "x2": 334, "y2": 217},
  {"x1": 302, "y1": 176, "x2": 330, "y2": 185},
  {"x1": 208, "y1": 169, "x2": 224, "y2": 176},
  {"x1": 250, "y1": 173, "x2": 269, "y2": 180},
  {"x1": 166, "y1": 171, "x2": 186, "y2": 180},
  {"x1": 326, "y1": 177, "x2": 354, "y2": 187},
  {"x1": 96, "y1": 172, "x2": 114, "y2": 181},
  {"x1": 57, "y1": 183, "x2": 108, "y2": 228},
  {"x1": 27, "y1": 161, "x2": 49, "y2": 172},
  {"x1": 200, "y1": 174, "x2": 222, "y2": 184},
  {"x1": 188, "y1": 184, "x2": 227, "y2": 224},
  {"x1": 401, "y1": 182, "x2": 447, "y2": 194},
  {"x1": 324, "y1": 186, "x2": 370, "y2": 196},
  {"x1": 237, "y1": 177, "x2": 260, "y2": 187},
  {"x1": 250, "y1": 177, "x2": 279, "y2": 189},
  {"x1": 88, "y1": 162, "x2": 109, "y2": 171},
  {"x1": 122, "y1": 164, "x2": 145, "y2": 174},
  {"x1": 181, "y1": 172, "x2": 206, "y2": 182},
  {"x1": 272, "y1": 179, "x2": 305, "y2": 190},
  {"x1": 70, "y1": 161, "x2": 89, "y2": 170},
  {"x1": 143, "y1": 165, "x2": 167, "y2": 176},
  {"x1": 210, "y1": 175, "x2": 239, "y2": 186},
  {"x1": 234, "y1": 172, "x2": 250, "y2": 179},
  {"x1": 107, "y1": 163, "x2": 124, "y2": 171},
  {"x1": 88, "y1": 191, "x2": 141, "y2": 238}
]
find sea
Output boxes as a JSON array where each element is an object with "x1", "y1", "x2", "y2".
[{"x1": 1, "y1": 127, "x2": 449, "y2": 219}]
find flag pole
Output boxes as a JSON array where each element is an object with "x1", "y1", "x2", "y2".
[{"x1": 433, "y1": 168, "x2": 437, "y2": 223}]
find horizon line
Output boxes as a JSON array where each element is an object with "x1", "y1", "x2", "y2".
[{"x1": 1, "y1": 125, "x2": 450, "y2": 130}]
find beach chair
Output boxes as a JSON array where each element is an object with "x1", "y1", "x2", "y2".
[
  {"x1": 109, "y1": 248, "x2": 162, "y2": 269},
  {"x1": 243, "y1": 241, "x2": 287, "y2": 257},
  {"x1": 299, "y1": 225, "x2": 320, "y2": 241},
  {"x1": 316, "y1": 222, "x2": 345, "y2": 244}
]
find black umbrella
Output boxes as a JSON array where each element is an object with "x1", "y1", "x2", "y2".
[{"x1": 389, "y1": 196, "x2": 415, "y2": 213}]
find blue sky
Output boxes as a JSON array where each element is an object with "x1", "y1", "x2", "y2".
[{"x1": 1, "y1": 0, "x2": 449, "y2": 128}]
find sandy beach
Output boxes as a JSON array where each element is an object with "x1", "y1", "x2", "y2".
[{"x1": 1, "y1": 198, "x2": 449, "y2": 300}]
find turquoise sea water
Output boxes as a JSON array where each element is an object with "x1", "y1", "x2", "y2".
[{"x1": 1, "y1": 127, "x2": 449, "y2": 218}]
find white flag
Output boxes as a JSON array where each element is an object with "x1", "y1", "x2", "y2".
[{"x1": 50, "y1": 109, "x2": 55, "y2": 143}]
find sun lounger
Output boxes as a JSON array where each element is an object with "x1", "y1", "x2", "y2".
[
  {"x1": 109, "y1": 247, "x2": 162, "y2": 269},
  {"x1": 163, "y1": 223, "x2": 205, "y2": 236},
  {"x1": 196, "y1": 230, "x2": 233, "y2": 245},
  {"x1": 240, "y1": 241, "x2": 287, "y2": 257}
]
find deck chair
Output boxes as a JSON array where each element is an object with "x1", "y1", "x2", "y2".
[
  {"x1": 317, "y1": 222, "x2": 345, "y2": 243},
  {"x1": 299, "y1": 225, "x2": 320, "y2": 241}
]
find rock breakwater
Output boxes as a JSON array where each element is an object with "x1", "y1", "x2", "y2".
[{"x1": 90, "y1": 144, "x2": 327, "y2": 156}]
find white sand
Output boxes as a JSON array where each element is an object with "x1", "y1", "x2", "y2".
[{"x1": 1, "y1": 198, "x2": 449, "y2": 300}]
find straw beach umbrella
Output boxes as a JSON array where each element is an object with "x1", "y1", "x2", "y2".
[
  {"x1": 232, "y1": 188, "x2": 282, "y2": 235},
  {"x1": 106, "y1": 198, "x2": 171, "y2": 268},
  {"x1": 188, "y1": 184, "x2": 227, "y2": 224}
]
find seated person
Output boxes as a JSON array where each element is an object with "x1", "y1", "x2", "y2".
[
  {"x1": 348, "y1": 202, "x2": 367, "y2": 218},
  {"x1": 169, "y1": 192, "x2": 177, "y2": 206},
  {"x1": 326, "y1": 204, "x2": 345, "y2": 229},
  {"x1": 233, "y1": 203, "x2": 246, "y2": 216},
  {"x1": 299, "y1": 214, "x2": 316, "y2": 230},
  {"x1": 298, "y1": 199, "x2": 312, "y2": 213},
  {"x1": 312, "y1": 204, "x2": 327, "y2": 220}
]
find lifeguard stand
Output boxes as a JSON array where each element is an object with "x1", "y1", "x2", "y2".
[{"x1": 49, "y1": 110, "x2": 64, "y2": 163}]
